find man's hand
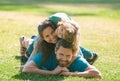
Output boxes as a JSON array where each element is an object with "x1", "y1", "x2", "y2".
[
  {"x1": 59, "y1": 71, "x2": 73, "y2": 76},
  {"x1": 15, "y1": 65, "x2": 24, "y2": 69},
  {"x1": 60, "y1": 66, "x2": 102, "y2": 79},
  {"x1": 52, "y1": 66, "x2": 69, "y2": 75}
]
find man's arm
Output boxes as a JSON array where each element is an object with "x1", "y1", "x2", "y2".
[
  {"x1": 60, "y1": 65, "x2": 102, "y2": 79},
  {"x1": 22, "y1": 61, "x2": 68, "y2": 75}
]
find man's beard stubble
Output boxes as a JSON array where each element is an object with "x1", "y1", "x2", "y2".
[{"x1": 56, "y1": 59, "x2": 70, "y2": 67}]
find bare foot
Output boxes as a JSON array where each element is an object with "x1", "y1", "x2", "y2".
[
  {"x1": 19, "y1": 36, "x2": 33, "y2": 56},
  {"x1": 19, "y1": 36, "x2": 27, "y2": 56}
]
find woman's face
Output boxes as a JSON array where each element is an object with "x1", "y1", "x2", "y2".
[{"x1": 42, "y1": 26, "x2": 58, "y2": 44}]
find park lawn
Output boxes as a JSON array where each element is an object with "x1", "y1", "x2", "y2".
[{"x1": 0, "y1": 0, "x2": 120, "y2": 81}]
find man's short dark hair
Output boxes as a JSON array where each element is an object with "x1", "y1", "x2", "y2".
[{"x1": 55, "y1": 39, "x2": 73, "y2": 51}]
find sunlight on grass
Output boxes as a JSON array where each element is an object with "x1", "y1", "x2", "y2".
[
  {"x1": 0, "y1": 3, "x2": 119, "y2": 19},
  {"x1": 0, "y1": 1, "x2": 120, "y2": 81}
]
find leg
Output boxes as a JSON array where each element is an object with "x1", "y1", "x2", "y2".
[
  {"x1": 19, "y1": 36, "x2": 28, "y2": 56},
  {"x1": 25, "y1": 35, "x2": 38, "y2": 57},
  {"x1": 19, "y1": 35, "x2": 36, "y2": 65},
  {"x1": 26, "y1": 35, "x2": 39, "y2": 63},
  {"x1": 80, "y1": 46, "x2": 98, "y2": 65},
  {"x1": 25, "y1": 41, "x2": 34, "y2": 57}
]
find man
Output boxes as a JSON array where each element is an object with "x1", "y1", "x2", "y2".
[{"x1": 23, "y1": 39, "x2": 102, "y2": 79}]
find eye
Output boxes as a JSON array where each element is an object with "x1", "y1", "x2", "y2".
[
  {"x1": 45, "y1": 35, "x2": 49, "y2": 38},
  {"x1": 67, "y1": 55, "x2": 71, "y2": 58},
  {"x1": 59, "y1": 53, "x2": 63, "y2": 56},
  {"x1": 51, "y1": 30, "x2": 54, "y2": 35}
]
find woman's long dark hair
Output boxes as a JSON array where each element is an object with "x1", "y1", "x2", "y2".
[{"x1": 34, "y1": 20, "x2": 56, "y2": 63}]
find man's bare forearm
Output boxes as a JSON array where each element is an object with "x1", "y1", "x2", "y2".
[
  {"x1": 71, "y1": 69, "x2": 102, "y2": 79},
  {"x1": 60, "y1": 66, "x2": 102, "y2": 79},
  {"x1": 22, "y1": 61, "x2": 69, "y2": 75},
  {"x1": 23, "y1": 65, "x2": 54, "y2": 75},
  {"x1": 22, "y1": 61, "x2": 55, "y2": 75}
]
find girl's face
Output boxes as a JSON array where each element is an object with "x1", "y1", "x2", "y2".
[
  {"x1": 42, "y1": 26, "x2": 58, "y2": 44},
  {"x1": 55, "y1": 27, "x2": 63, "y2": 39}
]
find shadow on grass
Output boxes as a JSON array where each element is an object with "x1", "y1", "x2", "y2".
[
  {"x1": 12, "y1": 72, "x2": 65, "y2": 81},
  {"x1": 15, "y1": 56, "x2": 21, "y2": 60},
  {"x1": 0, "y1": 0, "x2": 119, "y2": 11},
  {"x1": 0, "y1": 4, "x2": 98, "y2": 16},
  {"x1": 0, "y1": 0, "x2": 119, "y2": 18},
  {"x1": 47, "y1": 10, "x2": 98, "y2": 17},
  {"x1": 0, "y1": 0, "x2": 120, "y2": 5},
  {"x1": 13, "y1": 56, "x2": 65, "y2": 81}
]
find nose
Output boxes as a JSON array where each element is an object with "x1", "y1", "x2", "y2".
[
  {"x1": 49, "y1": 35, "x2": 54, "y2": 40},
  {"x1": 62, "y1": 56, "x2": 66, "y2": 61}
]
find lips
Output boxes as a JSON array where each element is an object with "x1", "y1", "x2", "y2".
[
  {"x1": 52, "y1": 37, "x2": 58, "y2": 43},
  {"x1": 59, "y1": 62, "x2": 67, "y2": 67},
  {"x1": 59, "y1": 60, "x2": 68, "y2": 66}
]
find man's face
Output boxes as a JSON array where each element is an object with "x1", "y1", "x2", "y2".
[
  {"x1": 55, "y1": 46, "x2": 73, "y2": 67},
  {"x1": 42, "y1": 26, "x2": 58, "y2": 44}
]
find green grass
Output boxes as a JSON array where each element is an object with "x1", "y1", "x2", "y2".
[
  {"x1": 0, "y1": 0, "x2": 120, "y2": 4},
  {"x1": 0, "y1": 0, "x2": 120, "y2": 81},
  {"x1": 0, "y1": 0, "x2": 120, "y2": 19}
]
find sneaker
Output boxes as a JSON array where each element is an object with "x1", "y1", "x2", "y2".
[
  {"x1": 21, "y1": 55, "x2": 28, "y2": 65},
  {"x1": 31, "y1": 35, "x2": 37, "y2": 39},
  {"x1": 87, "y1": 53, "x2": 98, "y2": 65}
]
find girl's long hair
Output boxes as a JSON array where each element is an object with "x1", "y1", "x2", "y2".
[{"x1": 33, "y1": 20, "x2": 56, "y2": 62}]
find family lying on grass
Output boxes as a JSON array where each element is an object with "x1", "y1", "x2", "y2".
[{"x1": 18, "y1": 13, "x2": 102, "y2": 79}]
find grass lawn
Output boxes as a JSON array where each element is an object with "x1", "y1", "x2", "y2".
[{"x1": 0, "y1": 0, "x2": 120, "y2": 81}]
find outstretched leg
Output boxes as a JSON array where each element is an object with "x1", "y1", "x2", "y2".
[
  {"x1": 80, "y1": 46, "x2": 98, "y2": 65},
  {"x1": 19, "y1": 36, "x2": 33, "y2": 65}
]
